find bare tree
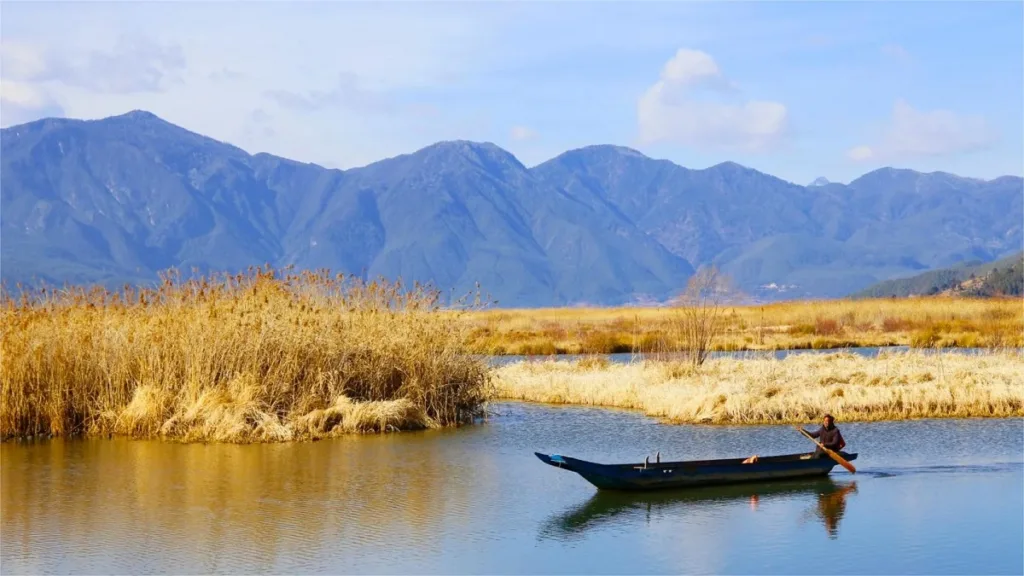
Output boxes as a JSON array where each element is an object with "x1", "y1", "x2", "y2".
[{"x1": 670, "y1": 266, "x2": 734, "y2": 367}]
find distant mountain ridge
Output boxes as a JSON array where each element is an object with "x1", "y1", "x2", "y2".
[
  {"x1": 2, "y1": 110, "x2": 1021, "y2": 306},
  {"x1": 853, "y1": 251, "x2": 1024, "y2": 298}
]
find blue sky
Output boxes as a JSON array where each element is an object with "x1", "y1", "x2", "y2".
[{"x1": 1, "y1": 1, "x2": 1021, "y2": 184}]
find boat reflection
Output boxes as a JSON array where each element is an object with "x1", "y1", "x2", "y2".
[{"x1": 540, "y1": 478, "x2": 858, "y2": 541}]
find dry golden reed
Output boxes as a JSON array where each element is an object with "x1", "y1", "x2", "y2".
[
  {"x1": 1, "y1": 266, "x2": 492, "y2": 442},
  {"x1": 492, "y1": 350, "x2": 1024, "y2": 424},
  {"x1": 464, "y1": 297, "x2": 1024, "y2": 355}
]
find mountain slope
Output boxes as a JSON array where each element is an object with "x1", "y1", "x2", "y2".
[
  {"x1": 0, "y1": 113, "x2": 693, "y2": 306},
  {"x1": 1, "y1": 112, "x2": 288, "y2": 285},
  {"x1": 534, "y1": 147, "x2": 1022, "y2": 298},
  {"x1": 2, "y1": 111, "x2": 1021, "y2": 304},
  {"x1": 853, "y1": 251, "x2": 1024, "y2": 298}
]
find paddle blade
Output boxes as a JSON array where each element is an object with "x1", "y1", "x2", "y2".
[{"x1": 828, "y1": 449, "x2": 856, "y2": 474}]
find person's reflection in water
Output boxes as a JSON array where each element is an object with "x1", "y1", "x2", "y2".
[
  {"x1": 746, "y1": 483, "x2": 856, "y2": 539},
  {"x1": 814, "y1": 482, "x2": 858, "y2": 539}
]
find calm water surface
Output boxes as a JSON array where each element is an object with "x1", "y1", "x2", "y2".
[
  {"x1": 486, "y1": 346, "x2": 1016, "y2": 366},
  {"x1": 2, "y1": 405, "x2": 1022, "y2": 575}
]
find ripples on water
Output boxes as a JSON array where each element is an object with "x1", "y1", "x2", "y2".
[{"x1": 2, "y1": 404, "x2": 1022, "y2": 575}]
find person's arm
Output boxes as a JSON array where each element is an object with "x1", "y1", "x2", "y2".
[
  {"x1": 806, "y1": 425, "x2": 823, "y2": 438},
  {"x1": 837, "y1": 430, "x2": 846, "y2": 450}
]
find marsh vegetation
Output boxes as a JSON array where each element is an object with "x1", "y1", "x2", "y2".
[
  {"x1": 464, "y1": 296, "x2": 1023, "y2": 356},
  {"x1": 1, "y1": 267, "x2": 491, "y2": 442},
  {"x1": 492, "y1": 350, "x2": 1024, "y2": 424}
]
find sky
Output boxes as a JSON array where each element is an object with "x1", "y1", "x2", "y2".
[{"x1": 1, "y1": 1, "x2": 1021, "y2": 185}]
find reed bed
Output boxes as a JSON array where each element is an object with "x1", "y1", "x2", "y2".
[
  {"x1": 1, "y1": 267, "x2": 492, "y2": 442},
  {"x1": 492, "y1": 350, "x2": 1024, "y2": 424},
  {"x1": 464, "y1": 297, "x2": 1024, "y2": 355}
]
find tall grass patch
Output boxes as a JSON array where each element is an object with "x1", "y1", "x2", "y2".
[
  {"x1": 493, "y1": 351, "x2": 1024, "y2": 424},
  {"x1": 1, "y1": 267, "x2": 492, "y2": 442}
]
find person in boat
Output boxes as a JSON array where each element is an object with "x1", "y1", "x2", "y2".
[{"x1": 803, "y1": 414, "x2": 846, "y2": 458}]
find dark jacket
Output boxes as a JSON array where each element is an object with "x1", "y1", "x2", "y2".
[{"x1": 808, "y1": 424, "x2": 845, "y2": 450}]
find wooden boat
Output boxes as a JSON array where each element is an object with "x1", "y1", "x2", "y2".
[{"x1": 534, "y1": 450, "x2": 858, "y2": 491}]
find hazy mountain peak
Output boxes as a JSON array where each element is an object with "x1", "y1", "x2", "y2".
[
  {"x1": 809, "y1": 177, "x2": 831, "y2": 187},
  {"x1": 708, "y1": 160, "x2": 747, "y2": 170},
  {"x1": 410, "y1": 140, "x2": 525, "y2": 170},
  {"x1": 575, "y1": 144, "x2": 649, "y2": 158},
  {"x1": 113, "y1": 109, "x2": 164, "y2": 122},
  {"x1": 848, "y1": 166, "x2": 996, "y2": 192}
]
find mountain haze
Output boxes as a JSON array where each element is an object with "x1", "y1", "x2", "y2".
[{"x1": 2, "y1": 111, "x2": 1021, "y2": 306}]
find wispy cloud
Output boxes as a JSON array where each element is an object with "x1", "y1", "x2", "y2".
[
  {"x1": 265, "y1": 73, "x2": 396, "y2": 114},
  {"x1": 1, "y1": 36, "x2": 186, "y2": 94},
  {"x1": 209, "y1": 68, "x2": 247, "y2": 83},
  {"x1": 847, "y1": 99, "x2": 998, "y2": 162}
]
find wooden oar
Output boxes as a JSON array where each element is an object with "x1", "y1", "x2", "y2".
[{"x1": 795, "y1": 426, "x2": 856, "y2": 474}]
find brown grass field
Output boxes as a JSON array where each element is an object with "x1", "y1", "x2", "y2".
[
  {"x1": 0, "y1": 267, "x2": 492, "y2": 442},
  {"x1": 493, "y1": 350, "x2": 1024, "y2": 424},
  {"x1": 463, "y1": 298, "x2": 1024, "y2": 355},
  {"x1": 2, "y1": 267, "x2": 1021, "y2": 442}
]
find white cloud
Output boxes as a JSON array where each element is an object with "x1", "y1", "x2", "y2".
[
  {"x1": 847, "y1": 99, "x2": 997, "y2": 162},
  {"x1": 1, "y1": 37, "x2": 185, "y2": 94},
  {"x1": 0, "y1": 34, "x2": 187, "y2": 126},
  {"x1": 0, "y1": 79, "x2": 65, "y2": 127},
  {"x1": 658, "y1": 48, "x2": 730, "y2": 91},
  {"x1": 637, "y1": 48, "x2": 787, "y2": 152},
  {"x1": 0, "y1": 79, "x2": 47, "y2": 108},
  {"x1": 509, "y1": 125, "x2": 537, "y2": 141}
]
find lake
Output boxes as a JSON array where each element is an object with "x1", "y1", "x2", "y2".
[
  {"x1": 485, "y1": 345, "x2": 1015, "y2": 366},
  {"x1": 2, "y1": 404, "x2": 1021, "y2": 575}
]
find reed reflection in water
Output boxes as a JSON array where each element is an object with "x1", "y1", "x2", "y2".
[
  {"x1": 2, "y1": 403, "x2": 1021, "y2": 575},
  {"x1": 0, "y1": 432, "x2": 498, "y2": 574}
]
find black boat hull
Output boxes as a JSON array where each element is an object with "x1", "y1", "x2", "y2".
[{"x1": 535, "y1": 451, "x2": 858, "y2": 491}]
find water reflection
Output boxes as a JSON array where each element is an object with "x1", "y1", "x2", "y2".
[
  {"x1": 814, "y1": 482, "x2": 857, "y2": 538},
  {"x1": 540, "y1": 478, "x2": 858, "y2": 541},
  {"x1": 486, "y1": 345, "x2": 1012, "y2": 366},
  {"x1": 3, "y1": 405, "x2": 1021, "y2": 575},
  {"x1": 0, "y1": 433, "x2": 492, "y2": 573}
]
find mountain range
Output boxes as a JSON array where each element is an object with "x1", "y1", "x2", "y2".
[{"x1": 2, "y1": 110, "x2": 1021, "y2": 306}]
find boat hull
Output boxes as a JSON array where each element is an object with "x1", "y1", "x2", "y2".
[{"x1": 535, "y1": 451, "x2": 858, "y2": 491}]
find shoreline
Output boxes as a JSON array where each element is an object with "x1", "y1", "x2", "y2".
[
  {"x1": 5, "y1": 349, "x2": 1021, "y2": 443},
  {"x1": 477, "y1": 342, "x2": 1020, "y2": 356},
  {"x1": 464, "y1": 297, "x2": 1023, "y2": 355}
]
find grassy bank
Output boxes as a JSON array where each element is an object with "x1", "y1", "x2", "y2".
[
  {"x1": 465, "y1": 298, "x2": 1024, "y2": 355},
  {"x1": 1, "y1": 267, "x2": 491, "y2": 442},
  {"x1": 492, "y1": 351, "x2": 1024, "y2": 424}
]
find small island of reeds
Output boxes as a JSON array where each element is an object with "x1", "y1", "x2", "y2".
[
  {"x1": 492, "y1": 350, "x2": 1024, "y2": 425},
  {"x1": 1, "y1": 267, "x2": 492, "y2": 442}
]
